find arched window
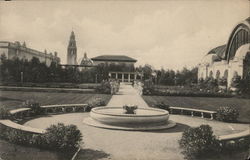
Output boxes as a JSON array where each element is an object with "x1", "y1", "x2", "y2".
[
  {"x1": 223, "y1": 70, "x2": 228, "y2": 79},
  {"x1": 216, "y1": 70, "x2": 220, "y2": 79},
  {"x1": 228, "y1": 29, "x2": 250, "y2": 60},
  {"x1": 209, "y1": 71, "x2": 213, "y2": 78}
]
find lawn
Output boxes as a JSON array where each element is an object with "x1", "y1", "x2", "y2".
[
  {"x1": 0, "y1": 91, "x2": 112, "y2": 110},
  {"x1": 0, "y1": 139, "x2": 72, "y2": 160},
  {"x1": 142, "y1": 95, "x2": 250, "y2": 123},
  {"x1": 0, "y1": 91, "x2": 112, "y2": 160}
]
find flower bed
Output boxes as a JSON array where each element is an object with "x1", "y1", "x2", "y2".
[{"x1": 148, "y1": 89, "x2": 232, "y2": 97}]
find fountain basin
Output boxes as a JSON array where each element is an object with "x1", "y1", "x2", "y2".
[{"x1": 84, "y1": 107, "x2": 176, "y2": 131}]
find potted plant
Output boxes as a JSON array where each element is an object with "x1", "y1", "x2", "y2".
[{"x1": 123, "y1": 105, "x2": 138, "y2": 114}]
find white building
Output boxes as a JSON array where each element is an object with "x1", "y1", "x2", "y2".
[
  {"x1": 91, "y1": 55, "x2": 138, "y2": 82},
  {"x1": 198, "y1": 17, "x2": 250, "y2": 88},
  {"x1": 0, "y1": 41, "x2": 60, "y2": 66}
]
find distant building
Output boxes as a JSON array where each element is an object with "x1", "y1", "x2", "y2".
[
  {"x1": 198, "y1": 17, "x2": 250, "y2": 88},
  {"x1": 77, "y1": 52, "x2": 93, "y2": 71},
  {"x1": 91, "y1": 55, "x2": 138, "y2": 82},
  {"x1": 67, "y1": 31, "x2": 77, "y2": 65},
  {"x1": 78, "y1": 52, "x2": 93, "y2": 66},
  {"x1": 91, "y1": 55, "x2": 137, "y2": 66},
  {"x1": 0, "y1": 41, "x2": 60, "y2": 66}
]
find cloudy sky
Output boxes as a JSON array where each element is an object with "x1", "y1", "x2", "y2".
[{"x1": 0, "y1": 0, "x2": 249, "y2": 70}]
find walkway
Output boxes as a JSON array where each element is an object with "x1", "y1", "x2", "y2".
[{"x1": 107, "y1": 83, "x2": 149, "y2": 108}]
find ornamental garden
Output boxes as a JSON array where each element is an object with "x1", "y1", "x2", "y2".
[{"x1": 0, "y1": 19, "x2": 250, "y2": 160}]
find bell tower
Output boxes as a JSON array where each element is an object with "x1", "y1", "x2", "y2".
[{"x1": 67, "y1": 31, "x2": 77, "y2": 65}]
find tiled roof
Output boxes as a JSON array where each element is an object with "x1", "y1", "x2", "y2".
[
  {"x1": 91, "y1": 55, "x2": 137, "y2": 62},
  {"x1": 207, "y1": 45, "x2": 227, "y2": 59}
]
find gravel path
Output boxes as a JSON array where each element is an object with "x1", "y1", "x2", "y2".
[{"x1": 107, "y1": 83, "x2": 149, "y2": 108}]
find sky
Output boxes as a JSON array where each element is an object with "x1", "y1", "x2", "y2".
[{"x1": 0, "y1": 0, "x2": 249, "y2": 70}]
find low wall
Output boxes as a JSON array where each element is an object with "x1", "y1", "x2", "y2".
[
  {"x1": 0, "y1": 104, "x2": 90, "y2": 135},
  {"x1": 169, "y1": 106, "x2": 217, "y2": 120},
  {"x1": 0, "y1": 104, "x2": 249, "y2": 149}
]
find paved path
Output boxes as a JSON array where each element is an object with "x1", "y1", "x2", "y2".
[
  {"x1": 22, "y1": 83, "x2": 250, "y2": 160},
  {"x1": 107, "y1": 83, "x2": 149, "y2": 108},
  {"x1": 24, "y1": 113, "x2": 249, "y2": 160}
]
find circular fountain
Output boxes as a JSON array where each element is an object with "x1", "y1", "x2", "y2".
[{"x1": 83, "y1": 106, "x2": 176, "y2": 131}]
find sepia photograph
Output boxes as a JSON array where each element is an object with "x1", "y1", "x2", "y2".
[{"x1": 0, "y1": 0, "x2": 250, "y2": 160}]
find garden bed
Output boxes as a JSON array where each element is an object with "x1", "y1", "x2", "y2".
[{"x1": 142, "y1": 95, "x2": 250, "y2": 123}]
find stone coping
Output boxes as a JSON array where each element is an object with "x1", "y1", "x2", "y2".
[
  {"x1": 169, "y1": 106, "x2": 216, "y2": 114},
  {"x1": 84, "y1": 118, "x2": 176, "y2": 131},
  {"x1": 0, "y1": 119, "x2": 45, "y2": 134},
  {"x1": 9, "y1": 108, "x2": 31, "y2": 114},
  {"x1": 218, "y1": 129, "x2": 250, "y2": 141},
  {"x1": 92, "y1": 107, "x2": 169, "y2": 117},
  {"x1": 41, "y1": 104, "x2": 88, "y2": 108},
  {"x1": 0, "y1": 104, "x2": 249, "y2": 142}
]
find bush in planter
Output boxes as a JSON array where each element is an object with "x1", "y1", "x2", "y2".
[
  {"x1": 0, "y1": 107, "x2": 11, "y2": 119},
  {"x1": 179, "y1": 125, "x2": 220, "y2": 160},
  {"x1": 216, "y1": 106, "x2": 239, "y2": 122},
  {"x1": 42, "y1": 123, "x2": 82, "y2": 151}
]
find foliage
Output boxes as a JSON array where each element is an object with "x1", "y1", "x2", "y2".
[
  {"x1": 0, "y1": 56, "x2": 135, "y2": 84},
  {"x1": 218, "y1": 77, "x2": 227, "y2": 86},
  {"x1": 142, "y1": 79, "x2": 154, "y2": 95},
  {"x1": 154, "y1": 102, "x2": 170, "y2": 111},
  {"x1": 0, "y1": 107, "x2": 11, "y2": 119},
  {"x1": 0, "y1": 122, "x2": 82, "y2": 152},
  {"x1": 96, "y1": 80, "x2": 111, "y2": 94},
  {"x1": 216, "y1": 106, "x2": 239, "y2": 122},
  {"x1": 150, "y1": 89, "x2": 231, "y2": 97},
  {"x1": 23, "y1": 100, "x2": 44, "y2": 115},
  {"x1": 86, "y1": 97, "x2": 107, "y2": 111},
  {"x1": 43, "y1": 123, "x2": 82, "y2": 151},
  {"x1": 231, "y1": 74, "x2": 241, "y2": 88},
  {"x1": 179, "y1": 125, "x2": 220, "y2": 160},
  {"x1": 1, "y1": 56, "x2": 199, "y2": 86}
]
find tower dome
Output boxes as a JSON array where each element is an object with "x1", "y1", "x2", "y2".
[{"x1": 78, "y1": 52, "x2": 93, "y2": 66}]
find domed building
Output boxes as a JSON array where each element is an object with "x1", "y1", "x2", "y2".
[
  {"x1": 78, "y1": 52, "x2": 93, "y2": 66},
  {"x1": 77, "y1": 52, "x2": 94, "y2": 71},
  {"x1": 198, "y1": 17, "x2": 250, "y2": 89}
]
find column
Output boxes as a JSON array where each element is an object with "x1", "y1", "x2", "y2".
[
  {"x1": 122, "y1": 73, "x2": 124, "y2": 82},
  {"x1": 115, "y1": 73, "x2": 118, "y2": 79},
  {"x1": 128, "y1": 74, "x2": 130, "y2": 82},
  {"x1": 210, "y1": 113, "x2": 214, "y2": 120}
]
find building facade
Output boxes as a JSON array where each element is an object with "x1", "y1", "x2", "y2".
[
  {"x1": 67, "y1": 31, "x2": 77, "y2": 65},
  {"x1": 0, "y1": 41, "x2": 60, "y2": 66},
  {"x1": 198, "y1": 17, "x2": 250, "y2": 88},
  {"x1": 91, "y1": 55, "x2": 138, "y2": 82}
]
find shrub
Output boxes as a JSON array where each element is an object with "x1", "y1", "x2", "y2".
[
  {"x1": 96, "y1": 81, "x2": 111, "y2": 94},
  {"x1": 23, "y1": 100, "x2": 44, "y2": 115},
  {"x1": 43, "y1": 123, "x2": 82, "y2": 151},
  {"x1": 216, "y1": 106, "x2": 239, "y2": 122},
  {"x1": 154, "y1": 102, "x2": 170, "y2": 111},
  {"x1": 179, "y1": 125, "x2": 220, "y2": 160},
  {"x1": 0, "y1": 107, "x2": 11, "y2": 119},
  {"x1": 87, "y1": 97, "x2": 106, "y2": 110}
]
